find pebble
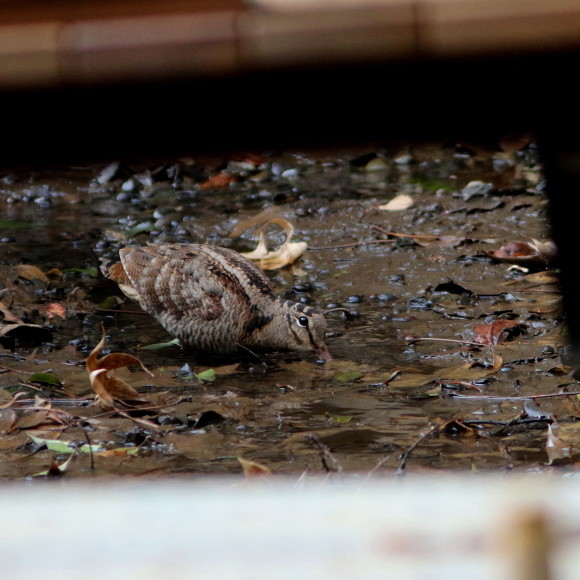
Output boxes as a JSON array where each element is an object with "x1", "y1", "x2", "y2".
[{"x1": 461, "y1": 180, "x2": 494, "y2": 200}]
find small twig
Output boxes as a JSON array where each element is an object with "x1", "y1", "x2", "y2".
[
  {"x1": 0, "y1": 365, "x2": 32, "y2": 375},
  {"x1": 492, "y1": 416, "x2": 553, "y2": 437},
  {"x1": 435, "y1": 379, "x2": 483, "y2": 392},
  {"x1": 117, "y1": 411, "x2": 162, "y2": 431},
  {"x1": 405, "y1": 336, "x2": 486, "y2": 348},
  {"x1": 235, "y1": 342, "x2": 267, "y2": 366},
  {"x1": 79, "y1": 423, "x2": 95, "y2": 471},
  {"x1": 10, "y1": 398, "x2": 92, "y2": 408},
  {"x1": 11, "y1": 405, "x2": 76, "y2": 418},
  {"x1": 309, "y1": 239, "x2": 395, "y2": 251},
  {"x1": 95, "y1": 308, "x2": 149, "y2": 315},
  {"x1": 462, "y1": 418, "x2": 551, "y2": 428},
  {"x1": 324, "y1": 307, "x2": 352, "y2": 314},
  {"x1": 370, "y1": 225, "x2": 440, "y2": 239},
  {"x1": 305, "y1": 433, "x2": 343, "y2": 476},
  {"x1": 451, "y1": 391, "x2": 580, "y2": 401},
  {"x1": 397, "y1": 422, "x2": 443, "y2": 475}
]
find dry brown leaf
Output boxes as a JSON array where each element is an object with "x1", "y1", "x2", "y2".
[
  {"x1": 473, "y1": 320, "x2": 527, "y2": 345},
  {"x1": 238, "y1": 457, "x2": 273, "y2": 478},
  {"x1": 0, "y1": 322, "x2": 52, "y2": 348},
  {"x1": 0, "y1": 392, "x2": 27, "y2": 410},
  {"x1": 86, "y1": 328, "x2": 152, "y2": 409},
  {"x1": 415, "y1": 235, "x2": 467, "y2": 248},
  {"x1": 14, "y1": 264, "x2": 50, "y2": 283},
  {"x1": 389, "y1": 355, "x2": 502, "y2": 387},
  {"x1": 485, "y1": 239, "x2": 556, "y2": 267},
  {"x1": 11, "y1": 398, "x2": 71, "y2": 434},
  {"x1": 42, "y1": 303, "x2": 66, "y2": 319},
  {"x1": 546, "y1": 423, "x2": 571, "y2": 465},
  {"x1": 228, "y1": 206, "x2": 284, "y2": 238},
  {"x1": 0, "y1": 301, "x2": 24, "y2": 324},
  {"x1": 44, "y1": 268, "x2": 63, "y2": 281},
  {"x1": 199, "y1": 172, "x2": 237, "y2": 190},
  {"x1": 240, "y1": 218, "x2": 307, "y2": 270}
]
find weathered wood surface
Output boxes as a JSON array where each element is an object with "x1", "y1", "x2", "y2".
[
  {"x1": 2, "y1": 0, "x2": 580, "y2": 88},
  {"x1": 1, "y1": 476, "x2": 578, "y2": 579}
]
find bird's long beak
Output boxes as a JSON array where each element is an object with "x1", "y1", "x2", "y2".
[{"x1": 316, "y1": 343, "x2": 332, "y2": 362}]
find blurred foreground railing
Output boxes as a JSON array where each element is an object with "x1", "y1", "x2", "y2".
[
  {"x1": 2, "y1": 0, "x2": 580, "y2": 88},
  {"x1": 2, "y1": 476, "x2": 579, "y2": 579}
]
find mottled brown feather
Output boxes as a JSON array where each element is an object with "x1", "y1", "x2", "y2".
[{"x1": 102, "y1": 243, "x2": 331, "y2": 359}]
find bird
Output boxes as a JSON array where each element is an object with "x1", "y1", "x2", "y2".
[{"x1": 100, "y1": 243, "x2": 331, "y2": 361}]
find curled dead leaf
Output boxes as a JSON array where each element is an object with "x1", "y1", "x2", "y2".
[
  {"x1": 42, "y1": 302, "x2": 67, "y2": 319},
  {"x1": 546, "y1": 423, "x2": 571, "y2": 465},
  {"x1": 228, "y1": 206, "x2": 283, "y2": 238},
  {"x1": 473, "y1": 320, "x2": 527, "y2": 345},
  {"x1": 378, "y1": 194, "x2": 414, "y2": 211},
  {"x1": 199, "y1": 172, "x2": 236, "y2": 190},
  {"x1": 14, "y1": 264, "x2": 50, "y2": 283},
  {"x1": 0, "y1": 300, "x2": 24, "y2": 324},
  {"x1": 238, "y1": 457, "x2": 273, "y2": 478},
  {"x1": 12, "y1": 397, "x2": 72, "y2": 434},
  {"x1": 0, "y1": 392, "x2": 27, "y2": 410},
  {"x1": 0, "y1": 322, "x2": 52, "y2": 348},
  {"x1": 86, "y1": 328, "x2": 152, "y2": 409},
  {"x1": 239, "y1": 218, "x2": 307, "y2": 270},
  {"x1": 485, "y1": 239, "x2": 557, "y2": 267}
]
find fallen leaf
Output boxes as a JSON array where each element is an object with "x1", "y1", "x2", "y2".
[
  {"x1": 14, "y1": 264, "x2": 50, "y2": 283},
  {"x1": 42, "y1": 303, "x2": 67, "y2": 319},
  {"x1": 438, "y1": 418, "x2": 478, "y2": 436},
  {"x1": 199, "y1": 172, "x2": 236, "y2": 190},
  {"x1": 138, "y1": 338, "x2": 181, "y2": 350},
  {"x1": 390, "y1": 355, "x2": 502, "y2": 388},
  {"x1": 238, "y1": 457, "x2": 273, "y2": 478},
  {"x1": 486, "y1": 239, "x2": 557, "y2": 267},
  {"x1": 370, "y1": 227, "x2": 468, "y2": 248},
  {"x1": 28, "y1": 433, "x2": 103, "y2": 454},
  {"x1": 28, "y1": 372, "x2": 62, "y2": 387},
  {"x1": 434, "y1": 279, "x2": 474, "y2": 296},
  {"x1": 333, "y1": 369, "x2": 364, "y2": 382},
  {"x1": 0, "y1": 393, "x2": 27, "y2": 411},
  {"x1": 62, "y1": 266, "x2": 99, "y2": 278},
  {"x1": 378, "y1": 194, "x2": 414, "y2": 211},
  {"x1": 473, "y1": 320, "x2": 527, "y2": 345},
  {"x1": 33, "y1": 454, "x2": 75, "y2": 477},
  {"x1": 44, "y1": 268, "x2": 63, "y2": 281},
  {"x1": 95, "y1": 446, "x2": 140, "y2": 457},
  {"x1": 0, "y1": 323, "x2": 52, "y2": 348},
  {"x1": 415, "y1": 235, "x2": 468, "y2": 248},
  {"x1": 12, "y1": 398, "x2": 71, "y2": 433},
  {"x1": 0, "y1": 300, "x2": 24, "y2": 323},
  {"x1": 196, "y1": 369, "x2": 216, "y2": 382},
  {"x1": 545, "y1": 423, "x2": 571, "y2": 465},
  {"x1": 228, "y1": 206, "x2": 284, "y2": 238},
  {"x1": 86, "y1": 327, "x2": 152, "y2": 409},
  {"x1": 240, "y1": 218, "x2": 307, "y2": 270}
]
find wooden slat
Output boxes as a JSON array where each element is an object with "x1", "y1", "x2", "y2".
[
  {"x1": 238, "y1": 2, "x2": 416, "y2": 68},
  {"x1": 1, "y1": 477, "x2": 579, "y2": 579},
  {"x1": 59, "y1": 11, "x2": 240, "y2": 84},
  {"x1": 2, "y1": 0, "x2": 580, "y2": 88},
  {"x1": 418, "y1": 0, "x2": 580, "y2": 56},
  {"x1": 0, "y1": 0, "x2": 244, "y2": 24}
]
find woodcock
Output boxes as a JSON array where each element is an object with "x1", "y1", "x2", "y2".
[{"x1": 101, "y1": 243, "x2": 331, "y2": 361}]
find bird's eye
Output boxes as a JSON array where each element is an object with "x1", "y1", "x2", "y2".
[{"x1": 297, "y1": 316, "x2": 309, "y2": 328}]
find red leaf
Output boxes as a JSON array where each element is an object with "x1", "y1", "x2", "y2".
[
  {"x1": 473, "y1": 320, "x2": 526, "y2": 345},
  {"x1": 199, "y1": 172, "x2": 236, "y2": 190}
]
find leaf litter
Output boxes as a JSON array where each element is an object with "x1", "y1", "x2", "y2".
[{"x1": 1, "y1": 142, "x2": 580, "y2": 480}]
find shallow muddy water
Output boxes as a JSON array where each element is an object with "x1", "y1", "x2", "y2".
[{"x1": 1, "y1": 142, "x2": 577, "y2": 480}]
